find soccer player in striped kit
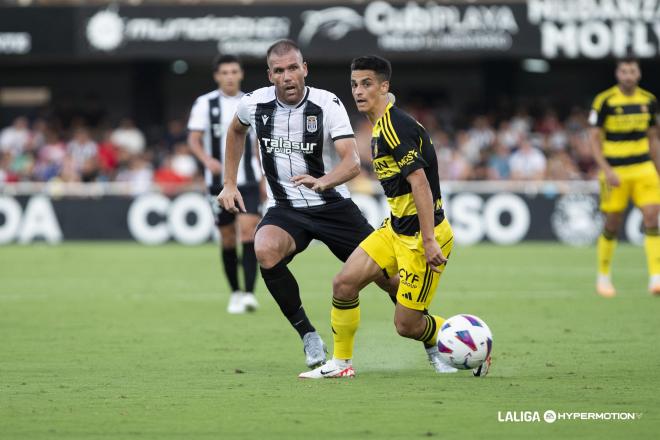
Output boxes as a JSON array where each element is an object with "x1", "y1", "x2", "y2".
[
  {"x1": 188, "y1": 55, "x2": 263, "y2": 314},
  {"x1": 218, "y1": 40, "x2": 399, "y2": 369}
]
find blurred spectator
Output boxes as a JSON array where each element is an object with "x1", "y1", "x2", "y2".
[
  {"x1": 510, "y1": 107, "x2": 533, "y2": 135},
  {"x1": 0, "y1": 152, "x2": 18, "y2": 183},
  {"x1": 487, "y1": 141, "x2": 511, "y2": 180},
  {"x1": 66, "y1": 127, "x2": 99, "y2": 182},
  {"x1": 546, "y1": 150, "x2": 581, "y2": 180},
  {"x1": 116, "y1": 155, "x2": 153, "y2": 195},
  {"x1": 472, "y1": 148, "x2": 491, "y2": 181},
  {"x1": 496, "y1": 120, "x2": 520, "y2": 150},
  {"x1": 33, "y1": 128, "x2": 66, "y2": 182},
  {"x1": 162, "y1": 119, "x2": 188, "y2": 152},
  {"x1": 111, "y1": 118, "x2": 146, "y2": 156},
  {"x1": 0, "y1": 116, "x2": 30, "y2": 156},
  {"x1": 28, "y1": 118, "x2": 48, "y2": 153},
  {"x1": 571, "y1": 131, "x2": 599, "y2": 179},
  {"x1": 446, "y1": 148, "x2": 473, "y2": 180},
  {"x1": 97, "y1": 129, "x2": 120, "y2": 181},
  {"x1": 509, "y1": 136, "x2": 547, "y2": 180},
  {"x1": 154, "y1": 143, "x2": 197, "y2": 193}
]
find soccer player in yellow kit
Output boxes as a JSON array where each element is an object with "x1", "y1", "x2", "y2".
[
  {"x1": 300, "y1": 55, "x2": 490, "y2": 378},
  {"x1": 591, "y1": 58, "x2": 660, "y2": 297}
]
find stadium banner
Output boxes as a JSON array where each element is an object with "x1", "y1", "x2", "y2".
[
  {"x1": 2, "y1": 1, "x2": 660, "y2": 61},
  {"x1": 0, "y1": 7, "x2": 76, "y2": 58},
  {"x1": 0, "y1": 182, "x2": 646, "y2": 245}
]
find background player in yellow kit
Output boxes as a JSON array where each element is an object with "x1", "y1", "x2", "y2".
[{"x1": 590, "y1": 58, "x2": 660, "y2": 297}]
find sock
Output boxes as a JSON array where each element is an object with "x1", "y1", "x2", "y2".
[
  {"x1": 260, "y1": 261, "x2": 315, "y2": 338},
  {"x1": 416, "y1": 315, "x2": 444, "y2": 347},
  {"x1": 242, "y1": 242, "x2": 257, "y2": 294},
  {"x1": 644, "y1": 228, "x2": 660, "y2": 278},
  {"x1": 331, "y1": 297, "x2": 360, "y2": 360},
  {"x1": 597, "y1": 231, "x2": 617, "y2": 276},
  {"x1": 222, "y1": 248, "x2": 240, "y2": 292}
]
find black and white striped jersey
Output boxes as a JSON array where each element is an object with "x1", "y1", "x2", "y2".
[
  {"x1": 187, "y1": 90, "x2": 262, "y2": 192},
  {"x1": 236, "y1": 86, "x2": 354, "y2": 208}
]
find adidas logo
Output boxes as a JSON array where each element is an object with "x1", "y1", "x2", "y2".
[{"x1": 402, "y1": 292, "x2": 412, "y2": 300}]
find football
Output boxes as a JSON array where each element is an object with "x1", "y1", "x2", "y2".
[{"x1": 437, "y1": 314, "x2": 493, "y2": 370}]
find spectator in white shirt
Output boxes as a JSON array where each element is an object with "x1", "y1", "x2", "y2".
[
  {"x1": 509, "y1": 136, "x2": 547, "y2": 180},
  {"x1": 111, "y1": 118, "x2": 146, "y2": 156},
  {"x1": 0, "y1": 117, "x2": 30, "y2": 156}
]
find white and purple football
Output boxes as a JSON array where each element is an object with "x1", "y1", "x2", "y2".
[{"x1": 437, "y1": 314, "x2": 493, "y2": 370}]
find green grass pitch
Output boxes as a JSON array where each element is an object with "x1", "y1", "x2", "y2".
[{"x1": 1, "y1": 242, "x2": 659, "y2": 439}]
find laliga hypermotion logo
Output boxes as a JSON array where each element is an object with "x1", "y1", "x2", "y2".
[
  {"x1": 298, "y1": 7, "x2": 364, "y2": 46},
  {"x1": 86, "y1": 9, "x2": 124, "y2": 51}
]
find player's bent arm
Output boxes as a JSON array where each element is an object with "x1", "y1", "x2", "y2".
[
  {"x1": 314, "y1": 137, "x2": 360, "y2": 191},
  {"x1": 407, "y1": 170, "x2": 436, "y2": 245},
  {"x1": 648, "y1": 126, "x2": 660, "y2": 174},
  {"x1": 224, "y1": 115, "x2": 249, "y2": 187},
  {"x1": 407, "y1": 169, "x2": 446, "y2": 269}
]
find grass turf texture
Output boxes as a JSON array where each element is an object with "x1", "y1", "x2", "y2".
[{"x1": 1, "y1": 242, "x2": 659, "y2": 439}]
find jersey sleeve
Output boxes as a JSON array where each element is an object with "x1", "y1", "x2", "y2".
[
  {"x1": 589, "y1": 94, "x2": 608, "y2": 127},
  {"x1": 187, "y1": 97, "x2": 209, "y2": 131},
  {"x1": 385, "y1": 113, "x2": 429, "y2": 178},
  {"x1": 324, "y1": 95, "x2": 354, "y2": 140},
  {"x1": 236, "y1": 95, "x2": 253, "y2": 127}
]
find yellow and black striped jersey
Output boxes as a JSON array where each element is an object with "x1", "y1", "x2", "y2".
[
  {"x1": 371, "y1": 102, "x2": 444, "y2": 236},
  {"x1": 590, "y1": 85, "x2": 658, "y2": 167}
]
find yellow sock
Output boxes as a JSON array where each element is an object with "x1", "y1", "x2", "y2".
[
  {"x1": 418, "y1": 315, "x2": 445, "y2": 347},
  {"x1": 597, "y1": 233, "x2": 617, "y2": 275},
  {"x1": 644, "y1": 229, "x2": 660, "y2": 276},
  {"x1": 331, "y1": 297, "x2": 360, "y2": 360}
]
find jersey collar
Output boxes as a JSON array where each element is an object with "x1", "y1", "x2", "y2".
[
  {"x1": 276, "y1": 87, "x2": 310, "y2": 109},
  {"x1": 375, "y1": 101, "x2": 394, "y2": 126}
]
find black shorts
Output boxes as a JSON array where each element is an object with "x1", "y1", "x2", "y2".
[
  {"x1": 257, "y1": 199, "x2": 374, "y2": 262},
  {"x1": 209, "y1": 184, "x2": 261, "y2": 227}
]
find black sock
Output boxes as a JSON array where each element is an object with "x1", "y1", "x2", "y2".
[
  {"x1": 222, "y1": 248, "x2": 240, "y2": 292},
  {"x1": 242, "y1": 242, "x2": 258, "y2": 294},
  {"x1": 260, "y1": 260, "x2": 315, "y2": 338}
]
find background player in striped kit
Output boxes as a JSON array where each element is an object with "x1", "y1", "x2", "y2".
[{"x1": 188, "y1": 55, "x2": 264, "y2": 314}]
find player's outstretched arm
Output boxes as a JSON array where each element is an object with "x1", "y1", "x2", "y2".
[
  {"x1": 217, "y1": 115, "x2": 248, "y2": 213},
  {"x1": 291, "y1": 137, "x2": 360, "y2": 192},
  {"x1": 407, "y1": 169, "x2": 446, "y2": 273}
]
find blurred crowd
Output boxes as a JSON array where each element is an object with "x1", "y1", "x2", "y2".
[
  {"x1": 0, "y1": 104, "x2": 598, "y2": 192},
  {"x1": 0, "y1": 116, "x2": 200, "y2": 193},
  {"x1": 353, "y1": 104, "x2": 598, "y2": 188}
]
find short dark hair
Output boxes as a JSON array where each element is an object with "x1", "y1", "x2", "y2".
[
  {"x1": 213, "y1": 54, "x2": 241, "y2": 72},
  {"x1": 351, "y1": 55, "x2": 392, "y2": 82},
  {"x1": 616, "y1": 57, "x2": 639, "y2": 68},
  {"x1": 266, "y1": 39, "x2": 302, "y2": 61}
]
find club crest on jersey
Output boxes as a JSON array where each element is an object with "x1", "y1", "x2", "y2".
[{"x1": 306, "y1": 115, "x2": 318, "y2": 133}]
